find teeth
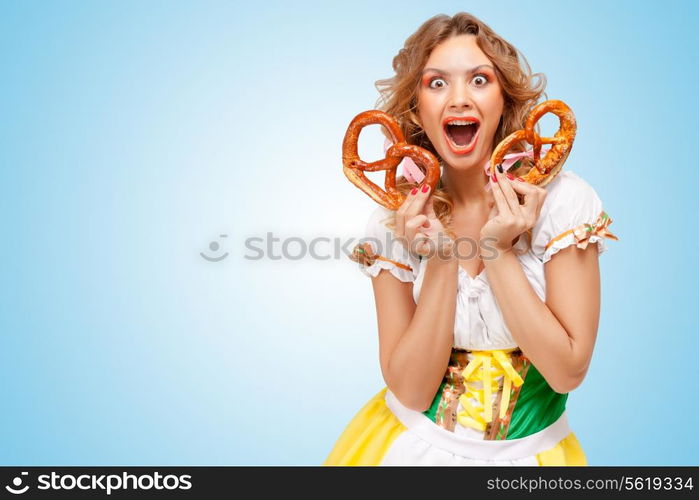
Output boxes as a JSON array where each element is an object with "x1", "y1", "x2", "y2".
[{"x1": 447, "y1": 120, "x2": 477, "y2": 126}]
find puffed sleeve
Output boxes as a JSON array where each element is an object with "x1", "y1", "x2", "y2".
[
  {"x1": 531, "y1": 170, "x2": 619, "y2": 264},
  {"x1": 349, "y1": 206, "x2": 421, "y2": 282}
]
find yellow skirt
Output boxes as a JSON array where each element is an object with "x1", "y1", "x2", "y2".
[{"x1": 323, "y1": 387, "x2": 587, "y2": 466}]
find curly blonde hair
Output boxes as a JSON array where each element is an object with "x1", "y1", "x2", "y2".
[{"x1": 376, "y1": 12, "x2": 546, "y2": 239}]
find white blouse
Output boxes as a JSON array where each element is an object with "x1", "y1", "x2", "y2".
[{"x1": 355, "y1": 170, "x2": 613, "y2": 351}]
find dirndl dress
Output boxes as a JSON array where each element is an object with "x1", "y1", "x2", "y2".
[{"x1": 324, "y1": 170, "x2": 618, "y2": 466}]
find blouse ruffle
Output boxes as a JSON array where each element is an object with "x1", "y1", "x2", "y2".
[
  {"x1": 531, "y1": 170, "x2": 618, "y2": 264},
  {"x1": 350, "y1": 206, "x2": 421, "y2": 283}
]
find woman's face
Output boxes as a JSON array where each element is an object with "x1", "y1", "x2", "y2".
[{"x1": 417, "y1": 34, "x2": 504, "y2": 170}]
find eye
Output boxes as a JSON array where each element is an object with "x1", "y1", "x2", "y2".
[
  {"x1": 428, "y1": 77, "x2": 447, "y2": 89},
  {"x1": 471, "y1": 74, "x2": 489, "y2": 86}
]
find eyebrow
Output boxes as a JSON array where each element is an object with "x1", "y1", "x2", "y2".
[{"x1": 421, "y1": 64, "x2": 495, "y2": 76}]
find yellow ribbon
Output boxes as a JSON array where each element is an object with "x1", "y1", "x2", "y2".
[
  {"x1": 456, "y1": 350, "x2": 524, "y2": 432},
  {"x1": 545, "y1": 210, "x2": 619, "y2": 252}
]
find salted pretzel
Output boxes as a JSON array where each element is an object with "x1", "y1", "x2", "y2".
[
  {"x1": 489, "y1": 100, "x2": 576, "y2": 187},
  {"x1": 342, "y1": 110, "x2": 440, "y2": 210}
]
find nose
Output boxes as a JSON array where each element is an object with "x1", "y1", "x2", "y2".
[{"x1": 448, "y1": 79, "x2": 474, "y2": 111}]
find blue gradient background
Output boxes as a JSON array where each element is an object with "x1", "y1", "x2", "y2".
[{"x1": 1, "y1": 0, "x2": 697, "y2": 465}]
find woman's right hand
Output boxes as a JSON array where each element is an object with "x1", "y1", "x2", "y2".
[{"x1": 394, "y1": 185, "x2": 454, "y2": 259}]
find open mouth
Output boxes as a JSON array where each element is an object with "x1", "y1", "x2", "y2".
[{"x1": 443, "y1": 118, "x2": 480, "y2": 153}]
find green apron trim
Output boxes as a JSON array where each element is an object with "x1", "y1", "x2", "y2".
[
  {"x1": 506, "y1": 363, "x2": 567, "y2": 439},
  {"x1": 422, "y1": 381, "x2": 446, "y2": 423}
]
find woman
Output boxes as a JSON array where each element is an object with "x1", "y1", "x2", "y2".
[{"x1": 324, "y1": 12, "x2": 618, "y2": 466}]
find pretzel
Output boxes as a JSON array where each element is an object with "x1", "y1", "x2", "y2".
[
  {"x1": 489, "y1": 100, "x2": 576, "y2": 187},
  {"x1": 342, "y1": 110, "x2": 440, "y2": 210}
]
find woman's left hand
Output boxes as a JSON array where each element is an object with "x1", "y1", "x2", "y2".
[{"x1": 480, "y1": 165, "x2": 548, "y2": 252}]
